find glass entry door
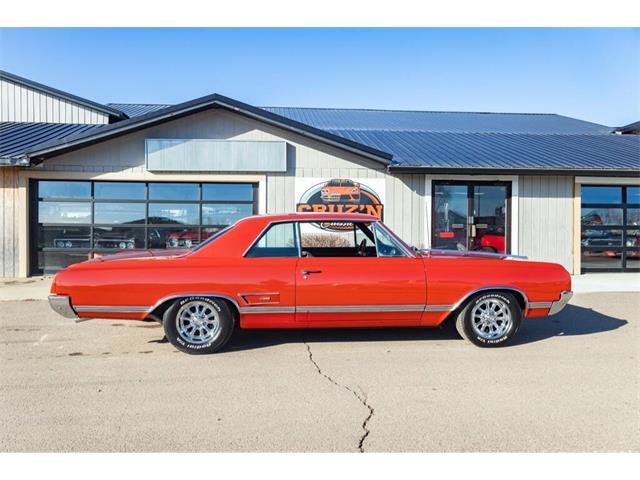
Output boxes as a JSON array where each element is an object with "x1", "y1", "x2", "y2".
[{"x1": 432, "y1": 181, "x2": 510, "y2": 253}]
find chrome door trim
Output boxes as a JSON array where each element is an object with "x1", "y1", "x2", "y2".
[
  {"x1": 296, "y1": 304, "x2": 426, "y2": 313},
  {"x1": 239, "y1": 306, "x2": 296, "y2": 314}
]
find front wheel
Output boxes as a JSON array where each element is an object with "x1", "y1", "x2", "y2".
[
  {"x1": 455, "y1": 292, "x2": 522, "y2": 347},
  {"x1": 163, "y1": 296, "x2": 234, "y2": 354}
]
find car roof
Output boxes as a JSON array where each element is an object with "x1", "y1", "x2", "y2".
[{"x1": 237, "y1": 212, "x2": 379, "y2": 225}]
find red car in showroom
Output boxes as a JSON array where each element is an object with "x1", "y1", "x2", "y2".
[{"x1": 49, "y1": 213, "x2": 572, "y2": 354}]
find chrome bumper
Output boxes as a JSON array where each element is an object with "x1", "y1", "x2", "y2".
[
  {"x1": 548, "y1": 290, "x2": 573, "y2": 316},
  {"x1": 48, "y1": 294, "x2": 79, "y2": 320}
]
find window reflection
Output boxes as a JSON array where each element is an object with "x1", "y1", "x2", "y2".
[
  {"x1": 38, "y1": 202, "x2": 91, "y2": 224},
  {"x1": 94, "y1": 182, "x2": 145, "y2": 200},
  {"x1": 39, "y1": 181, "x2": 90, "y2": 199},
  {"x1": 148, "y1": 183, "x2": 198, "y2": 200},
  {"x1": 148, "y1": 204, "x2": 199, "y2": 225},
  {"x1": 94, "y1": 203, "x2": 146, "y2": 224},
  {"x1": 202, "y1": 183, "x2": 253, "y2": 201},
  {"x1": 202, "y1": 204, "x2": 253, "y2": 226}
]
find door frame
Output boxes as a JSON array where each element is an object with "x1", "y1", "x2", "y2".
[{"x1": 429, "y1": 179, "x2": 514, "y2": 254}]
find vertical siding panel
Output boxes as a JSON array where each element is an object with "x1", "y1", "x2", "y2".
[
  {"x1": 0, "y1": 79, "x2": 8, "y2": 120},
  {"x1": 6, "y1": 81, "x2": 15, "y2": 120},
  {"x1": 20, "y1": 85, "x2": 28, "y2": 120}
]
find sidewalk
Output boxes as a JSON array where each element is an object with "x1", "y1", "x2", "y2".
[
  {"x1": 571, "y1": 273, "x2": 640, "y2": 293},
  {"x1": 0, "y1": 277, "x2": 53, "y2": 301}
]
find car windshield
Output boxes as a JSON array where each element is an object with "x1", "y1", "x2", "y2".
[{"x1": 190, "y1": 225, "x2": 235, "y2": 252}]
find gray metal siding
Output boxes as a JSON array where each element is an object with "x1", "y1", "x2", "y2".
[
  {"x1": 519, "y1": 175, "x2": 574, "y2": 272},
  {"x1": 0, "y1": 78, "x2": 109, "y2": 124},
  {"x1": 0, "y1": 167, "x2": 20, "y2": 277},
  {"x1": 145, "y1": 139, "x2": 287, "y2": 172}
]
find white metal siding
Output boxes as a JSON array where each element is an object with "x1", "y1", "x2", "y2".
[
  {"x1": 0, "y1": 78, "x2": 109, "y2": 124},
  {"x1": 518, "y1": 175, "x2": 574, "y2": 272}
]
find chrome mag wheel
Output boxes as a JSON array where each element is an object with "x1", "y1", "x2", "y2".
[
  {"x1": 470, "y1": 297, "x2": 512, "y2": 340},
  {"x1": 175, "y1": 300, "x2": 221, "y2": 345}
]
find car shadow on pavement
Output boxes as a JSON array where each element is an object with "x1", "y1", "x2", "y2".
[
  {"x1": 224, "y1": 304, "x2": 627, "y2": 352},
  {"x1": 510, "y1": 304, "x2": 628, "y2": 346}
]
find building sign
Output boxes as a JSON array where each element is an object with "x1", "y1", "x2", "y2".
[{"x1": 295, "y1": 178, "x2": 385, "y2": 230}]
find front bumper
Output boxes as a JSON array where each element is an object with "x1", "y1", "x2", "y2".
[
  {"x1": 548, "y1": 290, "x2": 573, "y2": 316},
  {"x1": 48, "y1": 294, "x2": 79, "y2": 319}
]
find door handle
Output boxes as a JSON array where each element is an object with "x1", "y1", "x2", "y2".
[{"x1": 302, "y1": 270, "x2": 322, "y2": 275}]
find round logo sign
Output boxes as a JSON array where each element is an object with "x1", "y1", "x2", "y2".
[{"x1": 296, "y1": 178, "x2": 383, "y2": 231}]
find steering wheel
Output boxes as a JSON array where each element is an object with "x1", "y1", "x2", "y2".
[{"x1": 357, "y1": 238, "x2": 368, "y2": 256}]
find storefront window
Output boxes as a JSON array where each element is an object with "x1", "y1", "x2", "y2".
[
  {"x1": 30, "y1": 181, "x2": 257, "y2": 274},
  {"x1": 581, "y1": 185, "x2": 639, "y2": 272}
]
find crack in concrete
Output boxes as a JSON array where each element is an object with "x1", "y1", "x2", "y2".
[{"x1": 303, "y1": 334, "x2": 374, "y2": 453}]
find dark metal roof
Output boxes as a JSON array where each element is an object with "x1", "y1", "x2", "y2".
[
  {"x1": 325, "y1": 129, "x2": 639, "y2": 175},
  {"x1": 3, "y1": 97, "x2": 637, "y2": 175},
  {"x1": 106, "y1": 103, "x2": 173, "y2": 117},
  {"x1": 0, "y1": 70, "x2": 128, "y2": 120},
  {"x1": 616, "y1": 121, "x2": 640, "y2": 134},
  {"x1": 23, "y1": 94, "x2": 393, "y2": 165},
  {"x1": 0, "y1": 122, "x2": 105, "y2": 165},
  {"x1": 262, "y1": 107, "x2": 614, "y2": 135}
]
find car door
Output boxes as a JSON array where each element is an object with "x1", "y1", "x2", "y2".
[
  {"x1": 237, "y1": 221, "x2": 299, "y2": 327},
  {"x1": 295, "y1": 221, "x2": 426, "y2": 326}
]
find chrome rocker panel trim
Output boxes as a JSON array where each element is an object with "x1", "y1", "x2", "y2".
[{"x1": 52, "y1": 289, "x2": 572, "y2": 319}]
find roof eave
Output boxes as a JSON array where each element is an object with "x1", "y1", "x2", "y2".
[
  {"x1": 0, "y1": 156, "x2": 30, "y2": 166},
  {"x1": 24, "y1": 95, "x2": 393, "y2": 166},
  {"x1": 387, "y1": 165, "x2": 640, "y2": 178}
]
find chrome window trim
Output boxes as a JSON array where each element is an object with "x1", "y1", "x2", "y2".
[
  {"x1": 243, "y1": 220, "x2": 300, "y2": 258},
  {"x1": 372, "y1": 222, "x2": 414, "y2": 258}
]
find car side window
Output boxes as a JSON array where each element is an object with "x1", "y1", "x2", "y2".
[
  {"x1": 246, "y1": 222, "x2": 299, "y2": 258},
  {"x1": 299, "y1": 221, "x2": 376, "y2": 257},
  {"x1": 374, "y1": 224, "x2": 407, "y2": 257}
]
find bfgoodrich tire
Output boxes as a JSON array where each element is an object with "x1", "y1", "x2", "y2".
[
  {"x1": 455, "y1": 291, "x2": 522, "y2": 347},
  {"x1": 163, "y1": 296, "x2": 234, "y2": 354}
]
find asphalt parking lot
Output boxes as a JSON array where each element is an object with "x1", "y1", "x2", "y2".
[{"x1": 0, "y1": 292, "x2": 638, "y2": 452}]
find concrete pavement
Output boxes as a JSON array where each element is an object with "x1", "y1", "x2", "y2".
[{"x1": 0, "y1": 292, "x2": 638, "y2": 452}]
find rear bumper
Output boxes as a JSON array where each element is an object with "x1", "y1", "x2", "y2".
[
  {"x1": 548, "y1": 290, "x2": 573, "y2": 316},
  {"x1": 48, "y1": 294, "x2": 79, "y2": 319}
]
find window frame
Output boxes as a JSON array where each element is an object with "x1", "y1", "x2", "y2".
[
  {"x1": 244, "y1": 221, "x2": 300, "y2": 258},
  {"x1": 581, "y1": 184, "x2": 640, "y2": 273},
  {"x1": 30, "y1": 180, "x2": 258, "y2": 275}
]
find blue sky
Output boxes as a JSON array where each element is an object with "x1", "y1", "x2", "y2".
[{"x1": 0, "y1": 28, "x2": 638, "y2": 127}]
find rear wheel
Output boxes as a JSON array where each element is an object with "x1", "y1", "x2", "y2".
[
  {"x1": 163, "y1": 296, "x2": 234, "y2": 354},
  {"x1": 455, "y1": 291, "x2": 522, "y2": 347}
]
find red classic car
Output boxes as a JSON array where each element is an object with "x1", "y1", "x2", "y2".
[{"x1": 48, "y1": 213, "x2": 572, "y2": 354}]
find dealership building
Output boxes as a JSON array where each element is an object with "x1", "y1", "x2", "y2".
[{"x1": 1, "y1": 69, "x2": 638, "y2": 278}]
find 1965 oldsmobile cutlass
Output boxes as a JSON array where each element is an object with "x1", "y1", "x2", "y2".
[{"x1": 48, "y1": 213, "x2": 572, "y2": 354}]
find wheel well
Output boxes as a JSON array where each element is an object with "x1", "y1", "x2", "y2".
[
  {"x1": 146, "y1": 295, "x2": 240, "y2": 326},
  {"x1": 445, "y1": 288, "x2": 527, "y2": 322}
]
